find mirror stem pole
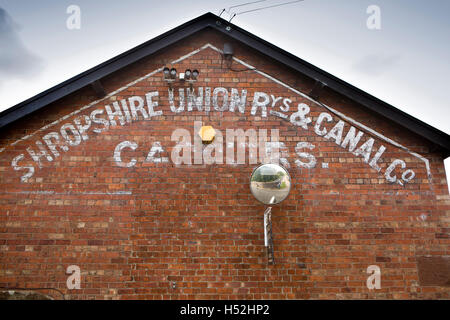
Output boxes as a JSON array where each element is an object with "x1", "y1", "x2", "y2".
[{"x1": 264, "y1": 207, "x2": 274, "y2": 265}]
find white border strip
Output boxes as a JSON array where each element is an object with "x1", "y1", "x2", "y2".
[
  {"x1": 0, "y1": 44, "x2": 211, "y2": 152},
  {"x1": 206, "y1": 44, "x2": 432, "y2": 181},
  {"x1": 0, "y1": 43, "x2": 431, "y2": 182}
]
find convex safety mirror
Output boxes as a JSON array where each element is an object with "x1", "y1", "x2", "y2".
[{"x1": 250, "y1": 163, "x2": 291, "y2": 205}]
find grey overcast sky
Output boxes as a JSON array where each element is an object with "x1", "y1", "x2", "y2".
[{"x1": 0, "y1": 0, "x2": 449, "y2": 191}]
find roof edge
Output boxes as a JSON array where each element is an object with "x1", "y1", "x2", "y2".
[
  {"x1": 1, "y1": 12, "x2": 449, "y2": 158},
  {"x1": 208, "y1": 14, "x2": 450, "y2": 158}
]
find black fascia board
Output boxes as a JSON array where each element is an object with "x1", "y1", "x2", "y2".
[{"x1": 0, "y1": 12, "x2": 449, "y2": 157}]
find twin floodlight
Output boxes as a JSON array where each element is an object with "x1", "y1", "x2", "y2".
[
  {"x1": 163, "y1": 67, "x2": 199, "y2": 89},
  {"x1": 184, "y1": 69, "x2": 199, "y2": 81}
]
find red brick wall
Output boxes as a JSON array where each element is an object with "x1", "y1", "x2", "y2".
[{"x1": 0, "y1": 29, "x2": 448, "y2": 299}]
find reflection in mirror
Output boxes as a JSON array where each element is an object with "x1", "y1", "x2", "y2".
[{"x1": 250, "y1": 164, "x2": 291, "y2": 205}]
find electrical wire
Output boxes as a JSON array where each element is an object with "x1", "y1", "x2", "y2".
[
  {"x1": 229, "y1": 0, "x2": 267, "y2": 10},
  {"x1": 220, "y1": 51, "x2": 256, "y2": 73},
  {"x1": 220, "y1": 0, "x2": 267, "y2": 20},
  {"x1": 236, "y1": 0, "x2": 304, "y2": 15}
]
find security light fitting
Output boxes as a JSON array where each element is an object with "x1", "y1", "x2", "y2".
[
  {"x1": 186, "y1": 69, "x2": 199, "y2": 88},
  {"x1": 185, "y1": 69, "x2": 192, "y2": 80},
  {"x1": 223, "y1": 43, "x2": 234, "y2": 60},
  {"x1": 170, "y1": 68, "x2": 177, "y2": 79},
  {"x1": 163, "y1": 67, "x2": 170, "y2": 80},
  {"x1": 192, "y1": 69, "x2": 199, "y2": 80},
  {"x1": 163, "y1": 67, "x2": 199, "y2": 89}
]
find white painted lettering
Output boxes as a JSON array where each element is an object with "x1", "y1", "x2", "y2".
[
  {"x1": 251, "y1": 92, "x2": 270, "y2": 117},
  {"x1": 314, "y1": 112, "x2": 332, "y2": 136},
  {"x1": 114, "y1": 141, "x2": 138, "y2": 168}
]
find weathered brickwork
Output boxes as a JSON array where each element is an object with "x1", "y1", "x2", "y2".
[{"x1": 0, "y1": 29, "x2": 449, "y2": 299}]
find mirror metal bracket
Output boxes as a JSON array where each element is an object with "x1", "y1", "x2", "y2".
[{"x1": 264, "y1": 207, "x2": 274, "y2": 265}]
